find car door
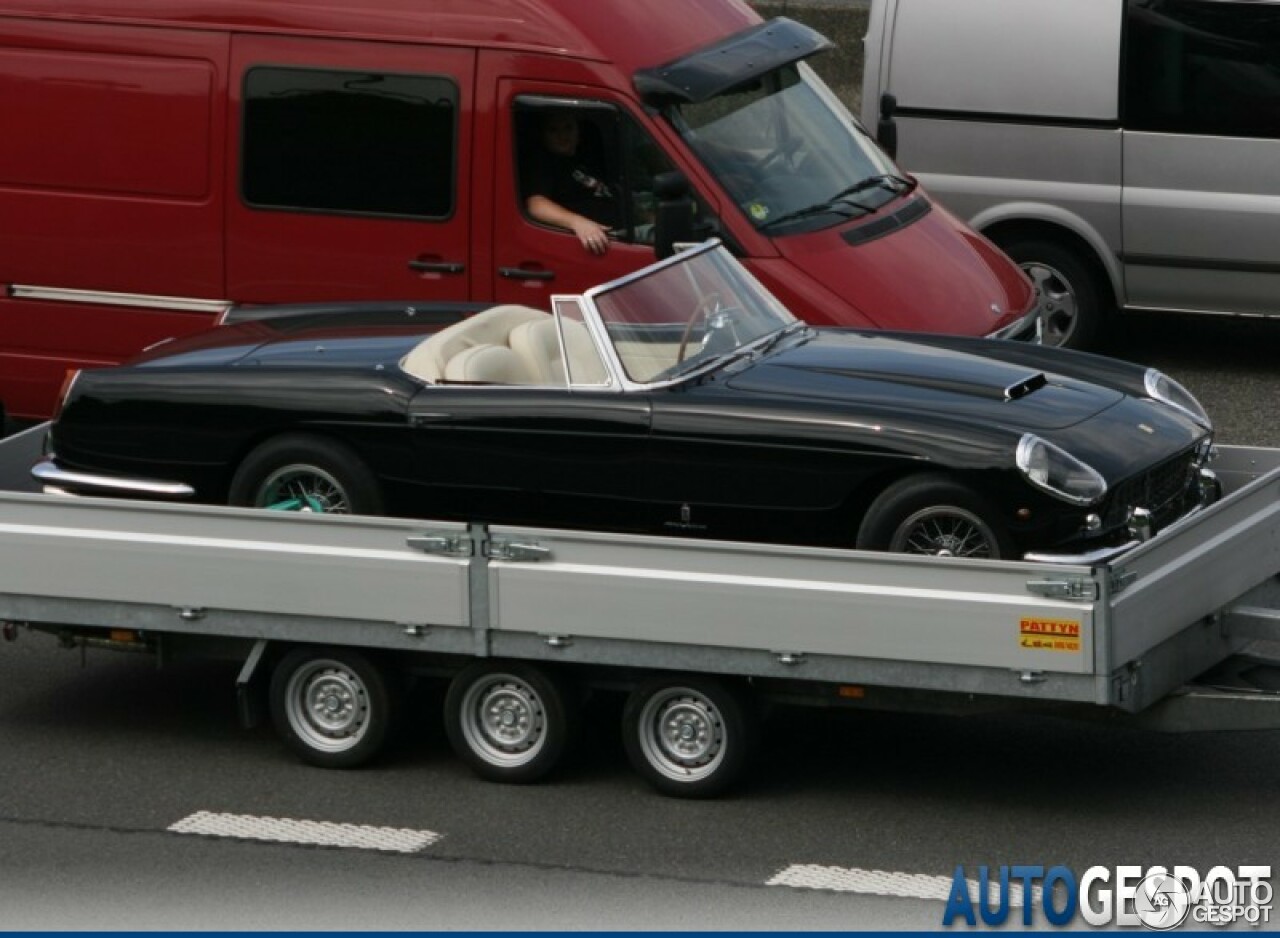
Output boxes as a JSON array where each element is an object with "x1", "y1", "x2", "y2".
[
  {"x1": 488, "y1": 81, "x2": 679, "y2": 304},
  {"x1": 405, "y1": 386, "x2": 651, "y2": 530},
  {"x1": 1120, "y1": 0, "x2": 1280, "y2": 316},
  {"x1": 227, "y1": 36, "x2": 474, "y2": 304}
]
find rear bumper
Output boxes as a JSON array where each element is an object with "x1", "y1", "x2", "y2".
[{"x1": 32, "y1": 458, "x2": 195, "y2": 499}]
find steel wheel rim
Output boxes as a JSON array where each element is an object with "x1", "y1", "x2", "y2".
[
  {"x1": 256, "y1": 464, "x2": 349, "y2": 513},
  {"x1": 1021, "y1": 261, "x2": 1078, "y2": 347},
  {"x1": 459, "y1": 674, "x2": 547, "y2": 768},
  {"x1": 889, "y1": 506, "x2": 999, "y2": 558},
  {"x1": 285, "y1": 659, "x2": 371, "y2": 753},
  {"x1": 637, "y1": 687, "x2": 726, "y2": 782}
]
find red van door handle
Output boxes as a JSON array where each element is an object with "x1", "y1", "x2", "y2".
[
  {"x1": 408, "y1": 259, "x2": 465, "y2": 274},
  {"x1": 499, "y1": 266, "x2": 555, "y2": 282}
]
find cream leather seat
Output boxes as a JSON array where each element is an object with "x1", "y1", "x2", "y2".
[
  {"x1": 508, "y1": 318, "x2": 609, "y2": 386},
  {"x1": 402, "y1": 304, "x2": 549, "y2": 382},
  {"x1": 443, "y1": 344, "x2": 534, "y2": 384}
]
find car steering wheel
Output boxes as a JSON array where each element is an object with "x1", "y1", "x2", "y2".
[{"x1": 676, "y1": 292, "x2": 723, "y2": 363}]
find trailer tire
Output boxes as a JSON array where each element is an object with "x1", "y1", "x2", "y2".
[
  {"x1": 623, "y1": 677, "x2": 757, "y2": 798},
  {"x1": 444, "y1": 662, "x2": 578, "y2": 784},
  {"x1": 857, "y1": 474, "x2": 1015, "y2": 560},
  {"x1": 230, "y1": 434, "x2": 383, "y2": 515},
  {"x1": 270, "y1": 647, "x2": 393, "y2": 768}
]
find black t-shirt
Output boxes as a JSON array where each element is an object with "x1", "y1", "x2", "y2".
[{"x1": 525, "y1": 151, "x2": 620, "y2": 228}]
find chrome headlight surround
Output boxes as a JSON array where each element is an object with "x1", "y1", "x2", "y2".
[
  {"x1": 1145, "y1": 368, "x2": 1212, "y2": 429},
  {"x1": 1016, "y1": 434, "x2": 1108, "y2": 506}
]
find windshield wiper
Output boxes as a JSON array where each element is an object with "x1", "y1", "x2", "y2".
[
  {"x1": 758, "y1": 195, "x2": 871, "y2": 232},
  {"x1": 757, "y1": 175, "x2": 914, "y2": 232}
]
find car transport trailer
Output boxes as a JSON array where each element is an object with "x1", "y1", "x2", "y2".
[{"x1": 1, "y1": 425, "x2": 1280, "y2": 797}]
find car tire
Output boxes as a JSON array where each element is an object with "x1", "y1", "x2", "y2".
[
  {"x1": 269, "y1": 646, "x2": 394, "y2": 769},
  {"x1": 998, "y1": 236, "x2": 1105, "y2": 351},
  {"x1": 229, "y1": 435, "x2": 383, "y2": 515},
  {"x1": 444, "y1": 662, "x2": 579, "y2": 784},
  {"x1": 857, "y1": 474, "x2": 1015, "y2": 560},
  {"x1": 622, "y1": 677, "x2": 757, "y2": 799}
]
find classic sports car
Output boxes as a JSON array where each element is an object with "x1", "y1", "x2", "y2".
[{"x1": 35, "y1": 241, "x2": 1218, "y2": 562}]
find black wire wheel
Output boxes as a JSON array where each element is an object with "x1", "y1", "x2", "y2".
[
  {"x1": 229, "y1": 434, "x2": 383, "y2": 515},
  {"x1": 857, "y1": 474, "x2": 1015, "y2": 560},
  {"x1": 622, "y1": 677, "x2": 756, "y2": 798},
  {"x1": 444, "y1": 662, "x2": 579, "y2": 784},
  {"x1": 269, "y1": 647, "x2": 393, "y2": 769}
]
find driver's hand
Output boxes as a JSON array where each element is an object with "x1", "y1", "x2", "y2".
[{"x1": 570, "y1": 217, "x2": 611, "y2": 256}]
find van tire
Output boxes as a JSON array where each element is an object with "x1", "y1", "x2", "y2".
[{"x1": 998, "y1": 237, "x2": 1104, "y2": 351}]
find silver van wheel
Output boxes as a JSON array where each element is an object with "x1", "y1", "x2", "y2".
[
  {"x1": 444, "y1": 663, "x2": 577, "y2": 783},
  {"x1": 1021, "y1": 260, "x2": 1079, "y2": 348},
  {"x1": 999, "y1": 236, "x2": 1105, "y2": 350}
]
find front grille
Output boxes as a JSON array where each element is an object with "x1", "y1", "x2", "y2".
[{"x1": 1103, "y1": 448, "x2": 1199, "y2": 530}]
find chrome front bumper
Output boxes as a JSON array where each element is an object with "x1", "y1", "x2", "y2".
[{"x1": 32, "y1": 458, "x2": 195, "y2": 499}]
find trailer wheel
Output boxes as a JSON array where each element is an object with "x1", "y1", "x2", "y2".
[
  {"x1": 230, "y1": 435, "x2": 383, "y2": 515},
  {"x1": 270, "y1": 647, "x2": 392, "y2": 768},
  {"x1": 444, "y1": 662, "x2": 578, "y2": 783},
  {"x1": 857, "y1": 474, "x2": 1015, "y2": 560},
  {"x1": 623, "y1": 677, "x2": 757, "y2": 798}
]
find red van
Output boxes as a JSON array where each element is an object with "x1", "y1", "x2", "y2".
[{"x1": 0, "y1": 0, "x2": 1037, "y2": 422}]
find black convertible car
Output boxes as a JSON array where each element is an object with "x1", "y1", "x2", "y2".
[{"x1": 36, "y1": 241, "x2": 1218, "y2": 562}]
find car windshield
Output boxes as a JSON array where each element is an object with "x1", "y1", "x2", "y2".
[
  {"x1": 579, "y1": 243, "x2": 798, "y2": 385},
  {"x1": 669, "y1": 63, "x2": 904, "y2": 233}
]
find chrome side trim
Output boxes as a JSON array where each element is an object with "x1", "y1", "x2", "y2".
[
  {"x1": 9, "y1": 285, "x2": 231, "y2": 315},
  {"x1": 32, "y1": 459, "x2": 195, "y2": 498}
]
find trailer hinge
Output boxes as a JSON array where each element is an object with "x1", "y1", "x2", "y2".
[
  {"x1": 1025, "y1": 576, "x2": 1098, "y2": 601},
  {"x1": 488, "y1": 539, "x2": 551, "y2": 563},
  {"x1": 406, "y1": 531, "x2": 473, "y2": 557}
]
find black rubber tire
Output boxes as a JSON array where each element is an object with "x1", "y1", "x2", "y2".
[
  {"x1": 998, "y1": 236, "x2": 1106, "y2": 351},
  {"x1": 857, "y1": 474, "x2": 1015, "y2": 560},
  {"x1": 229, "y1": 434, "x2": 383, "y2": 515},
  {"x1": 269, "y1": 646, "x2": 393, "y2": 769},
  {"x1": 622, "y1": 676, "x2": 757, "y2": 799},
  {"x1": 444, "y1": 662, "x2": 579, "y2": 784}
]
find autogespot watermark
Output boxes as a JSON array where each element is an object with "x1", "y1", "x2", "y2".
[{"x1": 942, "y1": 864, "x2": 1273, "y2": 929}]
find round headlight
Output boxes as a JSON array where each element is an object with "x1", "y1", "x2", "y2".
[
  {"x1": 1016, "y1": 434, "x2": 1107, "y2": 506},
  {"x1": 1144, "y1": 369, "x2": 1212, "y2": 429}
]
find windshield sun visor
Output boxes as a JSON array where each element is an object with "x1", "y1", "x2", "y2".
[{"x1": 633, "y1": 17, "x2": 834, "y2": 106}]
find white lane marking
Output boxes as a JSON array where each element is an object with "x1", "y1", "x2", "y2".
[
  {"x1": 168, "y1": 811, "x2": 441, "y2": 854},
  {"x1": 767, "y1": 864, "x2": 1040, "y2": 907}
]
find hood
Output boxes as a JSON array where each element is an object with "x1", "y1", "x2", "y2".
[
  {"x1": 774, "y1": 195, "x2": 1035, "y2": 334},
  {"x1": 726, "y1": 331, "x2": 1124, "y2": 431}
]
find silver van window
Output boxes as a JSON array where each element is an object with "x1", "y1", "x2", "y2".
[{"x1": 1125, "y1": 0, "x2": 1280, "y2": 139}]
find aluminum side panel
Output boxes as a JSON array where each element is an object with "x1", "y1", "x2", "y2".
[
  {"x1": 488, "y1": 528, "x2": 1096, "y2": 674},
  {"x1": 0, "y1": 493, "x2": 470, "y2": 627}
]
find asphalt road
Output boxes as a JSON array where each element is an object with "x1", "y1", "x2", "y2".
[{"x1": 0, "y1": 311, "x2": 1278, "y2": 931}]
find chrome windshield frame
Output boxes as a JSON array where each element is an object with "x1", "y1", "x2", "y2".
[{"x1": 567, "y1": 240, "x2": 798, "y2": 393}]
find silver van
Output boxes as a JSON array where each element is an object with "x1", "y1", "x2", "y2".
[{"x1": 862, "y1": 0, "x2": 1280, "y2": 349}]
